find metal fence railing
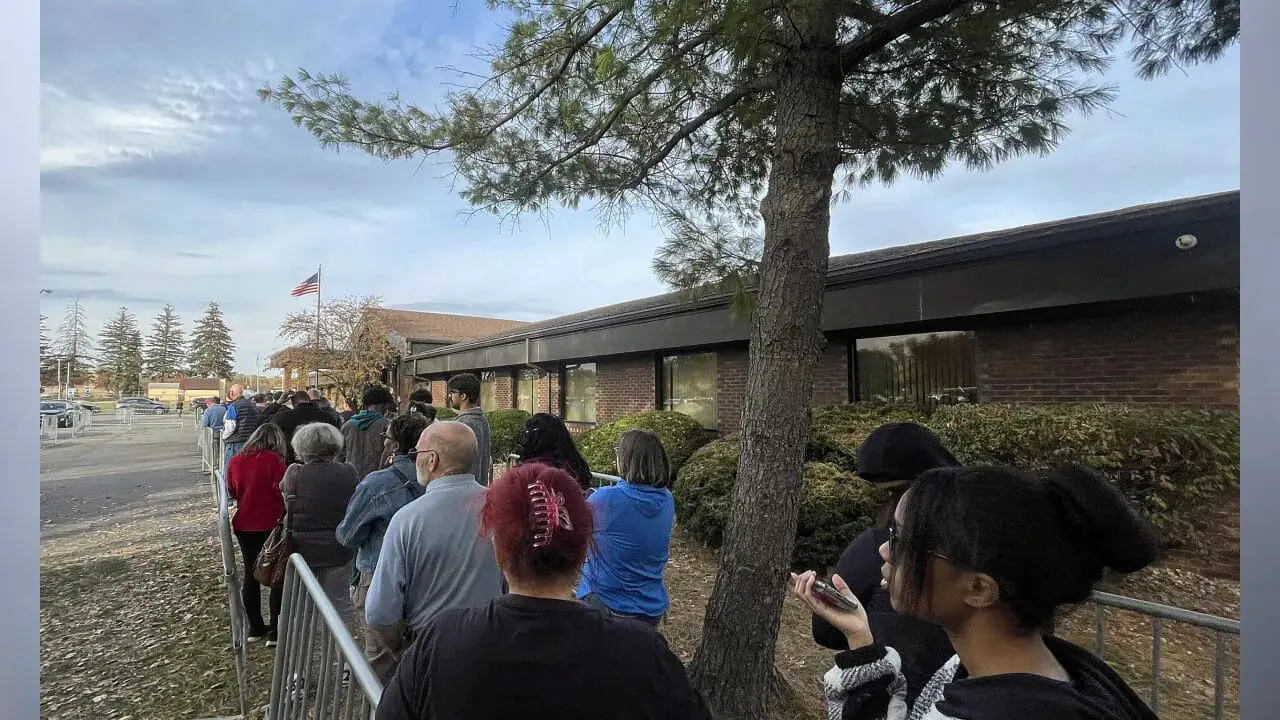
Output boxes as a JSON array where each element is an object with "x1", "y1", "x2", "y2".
[
  {"x1": 199, "y1": 427, "x2": 224, "y2": 500},
  {"x1": 506, "y1": 454, "x2": 622, "y2": 488},
  {"x1": 40, "y1": 409, "x2": 94, "y2": 444},
  {"x1": 215, "y1": 462, "x2": 251, "y2": 717},
  {"x1": 1086, "y1": 590, "x2": 1239, "y2": 719},
  {"x1": 40, "y1": 414, "x2": 58, "y2": 443},
  {"x1": 267, "y1": 555, "x2": 382, "y2": 720}
]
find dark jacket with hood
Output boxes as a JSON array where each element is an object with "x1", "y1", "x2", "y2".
[
  {"x1": 342, "y1": 410, "x2": 391, "y2": 480},
  {"x1": 825, "y1": 635, "x2": 1158, "y2": 720},
  {"x1": 813, "y1": 422, "x2": 959, "y2": 705}
]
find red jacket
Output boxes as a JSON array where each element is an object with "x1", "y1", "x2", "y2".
[{"x1": 226, "y1": 450, "x2": 287, "y2": 532}]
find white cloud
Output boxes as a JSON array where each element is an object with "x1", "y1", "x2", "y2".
[{"x1": 38, "y1": 1, "x2": 1239, "y2": 373}]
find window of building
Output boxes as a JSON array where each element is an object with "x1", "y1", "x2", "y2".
[
  {"x1": 563, "y1": 363, "x2": 597, "y2": 423},
  {"x1": 480, "y1": 371, "x2": 498, "y2": 410},
  {"x1": 516, "y1": 373, "x2": 538, "y2": 413},
  {"x1": 662, "y1": 352, "x2": 717, "y2": 429},
  {"x1": 409, "y1": 342, "x2": 435, "y2": 356},
  {"x1": 854, "y1": 331, "x2": 977, "y2": 408}
]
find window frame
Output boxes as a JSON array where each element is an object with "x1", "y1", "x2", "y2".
[
  {"x1": 852, "y1": 330, "x2": 977, "y2": 408},
  {"x1": 562, "y1": 362, "x2": 598, "y2": 424},
  {"x1": 479, "y1": 371, "x2": 498, "y2": 410},
  {"x1": 515, "y1": 371, "x2": 538, "y2": 413},
  {"x1": 660, "y1": 351, "x2": 719, "y2": 430}
]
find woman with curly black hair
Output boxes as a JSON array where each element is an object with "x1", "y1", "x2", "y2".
[{"x1": 513, "y1": 412, "x2": 594, "y2": 493}]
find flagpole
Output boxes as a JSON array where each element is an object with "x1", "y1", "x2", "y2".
[{"x1": 314, "y1": 265, "x2": 322, "y2": 391}]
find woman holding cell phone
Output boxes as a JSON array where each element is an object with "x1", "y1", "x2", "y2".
[
  {"x1": 793, "y1": 464, "x2": 1161, "y2": 720},
  {"x1": 809, "y1": 422, "x2": 960, "y2": 705}
]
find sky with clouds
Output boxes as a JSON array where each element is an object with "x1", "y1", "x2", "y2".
[{"x1": 39, "y1": 1, "x2": 1240, "y2": 374}]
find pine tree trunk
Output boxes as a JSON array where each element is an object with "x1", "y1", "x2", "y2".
[{"x1": 689, "y1": 1, "x2": 841, "y2": 717}]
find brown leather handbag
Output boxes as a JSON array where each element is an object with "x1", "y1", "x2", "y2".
[{"x1": 253, "y1": 470, "x2": 297, "y2": 587}]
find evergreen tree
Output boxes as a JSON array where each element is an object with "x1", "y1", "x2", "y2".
[
  {"x1": 39, "y1": 314, "x2": 54, "y2": 387},
  {"x1": 145, "y1": 304, "x2": 187, "y2": 381},
  {"x1": 189, "y1": 302, "x2": 236, "y2": 379},
  {"x1": 97, "y1": 307, "x2": 144, "y2": 395},
  {"x1": 260, "y1": 0, "x2": 1236, "y2": 714},
  {"x1": 55, "y1": 298, "x2": 93, "y2": 386}
]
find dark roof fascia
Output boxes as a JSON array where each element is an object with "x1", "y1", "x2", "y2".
[{"x1": 409, "y1": 190, "x2": 1238, "y2": 362}]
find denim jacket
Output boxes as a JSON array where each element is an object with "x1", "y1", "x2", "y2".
[{"x1": 336, "y1": 455, "x2": 424, "y2": 573}]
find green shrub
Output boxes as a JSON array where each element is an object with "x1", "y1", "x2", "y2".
[
  {"x1": 434, "y1": 406, "x2": 457, "y2": 420},
  {"x1": 807, "y1": 403, "x2": 930, "y2": 470},
  {"x1": 578, "y1": 411, "x2": 710, "y2": 476},
  {"x1": 672, "y1": 402, "x2": 1239, "y2": 566},
  {"x1": 931, "y1": 403, "x2": 1240, "y2": 537},
  {"x1": 673, "y1": 437, "x2": 888, "y2": 570},
  {"x1": 486, "y1": 409, "x2": 532, "y2": 461}
]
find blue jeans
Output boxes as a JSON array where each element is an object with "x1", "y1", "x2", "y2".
[
  {"x1": 580, "y1": 593, "x2": 661, "y2": 627},
  {"x1": 224, "y1": 442, "x2": 244, "y2": 476}
]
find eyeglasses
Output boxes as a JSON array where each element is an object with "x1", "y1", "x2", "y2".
[
  {"x1": 408, "y1": 448, "x2": 437, "y2": 461},
  {"x1": 887, "y1": 520, "x2": 954, "y2": 564}
]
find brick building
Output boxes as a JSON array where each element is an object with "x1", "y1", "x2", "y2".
[{"x1": 406, "y1": 191, "x2": 1240, "y2": 434}]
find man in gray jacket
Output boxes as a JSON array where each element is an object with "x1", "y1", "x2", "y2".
[
  {"x1": 364, "y1": 420, "x2": 503, "y2": 681},
  {"x1": 445, "y1": 373, "x2": 492, "y2": 485}
]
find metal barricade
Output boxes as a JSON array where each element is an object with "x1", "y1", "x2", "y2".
[
  {"x1": 70, "y1": 409, "x2": 91, "y2": 438},
  {"x1": 267, "y1": 555, "x2": 382, "y2": 720},
  {"x1": 506, "y1": 454, "x2": 622, "y2": 488},
  {"x1": 118, "y1": 406, "x2": 135, "y2": 430},
  {"x1": 200, "y1": 427, "x2": 223, "y2": 500},
  {"x1": 1087, "y1": 590, "x2": 1239, "y2": 719},
  {"x1": 216, "y1": 467, "x2": 251, "y2": 716},
  {"x1": 41, "y1": 415, "x2": 58, "y2": 443}
]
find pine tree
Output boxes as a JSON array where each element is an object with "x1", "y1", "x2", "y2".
[
  {"x1": 55, "y1": 298, "x2": 93, "y2": 386},
  {"x1": 189, "y1": 302, "x2": 236, "y2": 379},
  {"x1": 259, "y1": 1, "x2": 1236, "y2": 714},
  {"x1": 97, "y1": 307, "x2": 144, "y2": 394},
  {"x1": 145, "y1": 304, "x2": 186, "y2": 381},
  {"x1": 39, "y1": 314, "x2": 54, "y2": 387}
]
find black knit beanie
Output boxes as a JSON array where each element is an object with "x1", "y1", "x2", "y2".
[{"x1": 855, "y1": 422, "x2": 960, "y2": 485}]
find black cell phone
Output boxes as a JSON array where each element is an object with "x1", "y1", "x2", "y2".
[{"x1": 812, "y1": 579, "x2": 860, "y2": 613}]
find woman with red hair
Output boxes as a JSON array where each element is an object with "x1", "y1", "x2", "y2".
[{"x1": 376, "y1": 463, "x2": 710, "y2": 720}]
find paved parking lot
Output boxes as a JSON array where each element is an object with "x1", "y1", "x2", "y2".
[{"x1": 40, "y1": 417, "x2": 208, "y2": 542}]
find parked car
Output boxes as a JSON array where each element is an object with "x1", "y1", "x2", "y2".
[
  {"x1": 117, "y1": 398, "x2": 169, "y2": 415},
  {"x1": 40, "y1": 401, "x2": 75, "y2": 428}
]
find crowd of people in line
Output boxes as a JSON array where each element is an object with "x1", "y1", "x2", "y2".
[{"x1": 205, "y1": 374, "x2": 1162, "y2": 720}]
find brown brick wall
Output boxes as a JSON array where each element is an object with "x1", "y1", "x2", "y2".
[
  {"x1": 430, "y1": 379, "x2": 448, "y2": 406},
  {"x1": 813, "y1": 339, "x2": 850, "y2": 407},
  {"x1": 715, "y1": 348, "x2": 748, "y2": 432},
  {"x1": 493, "y1": 374, "x2": 513, "y2": 410},
  {"x1": 714, "y1": 340, "x2": 851, "y2": 433},
  {"x1": 976, "y1": 305, "x2": 1239, "y2": 409},
  {"x1": 549, "y1": 371, "x2": 561, "y2": 415},
  {"x1": 597, "y1": 355, "x2": 657, "y2": 424}
]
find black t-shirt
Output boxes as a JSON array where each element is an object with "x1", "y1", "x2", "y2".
[
  {"x1": 811, "y1": 528, "x2": 955, "y2": 705},
  {"x1": 376, "y1": 594, "x2": 711, "y2": 720}
]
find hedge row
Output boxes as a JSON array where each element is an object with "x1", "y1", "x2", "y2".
[
  {"x1": 673, "y1": 403, "x2": 1239, "y2": 571},
  {"x1": 577, "y1": 411, "x2": 710, "y2": 476}
]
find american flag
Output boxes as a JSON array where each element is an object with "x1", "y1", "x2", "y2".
[{"x1": 291, "y1": 272, "x2": 320, "y2": 297}]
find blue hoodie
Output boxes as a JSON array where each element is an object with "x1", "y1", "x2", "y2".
[{"x1": 576, "y1": 480, "x2": 674, "y2": 618}]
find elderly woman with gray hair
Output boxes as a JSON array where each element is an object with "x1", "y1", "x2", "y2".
[{"x1": 283, "y1": 422, "x2": 361, "y2": 621}]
